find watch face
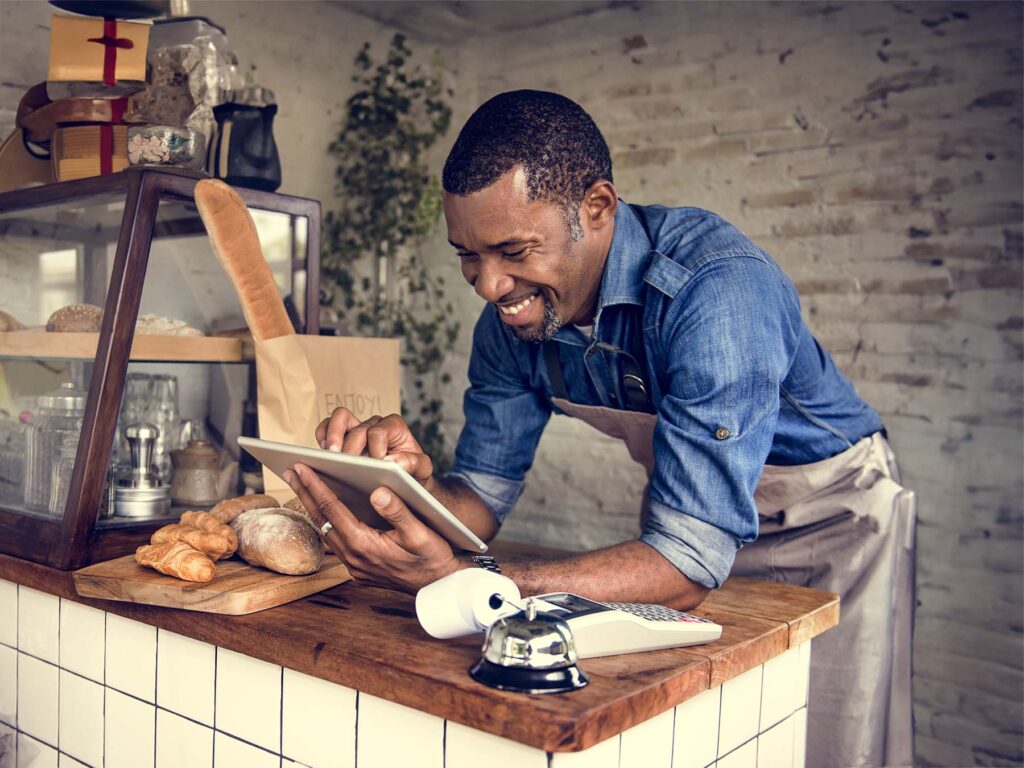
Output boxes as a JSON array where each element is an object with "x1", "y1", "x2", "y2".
[{"x1": 540, "y1": 593, "x2": 611, "y2": 615}]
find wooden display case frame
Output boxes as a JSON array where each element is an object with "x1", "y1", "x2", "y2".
[{"x1": 0, "y1": 168, "x2": 321, "y2": 569}]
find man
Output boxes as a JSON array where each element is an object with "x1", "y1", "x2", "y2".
[{"x1": 284, "y1": 91, "x2": 915, "y2": 767}]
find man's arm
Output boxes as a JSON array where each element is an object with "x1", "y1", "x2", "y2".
[{"x1": 495, "y1": 540, "x2": 710, "y2": 610}]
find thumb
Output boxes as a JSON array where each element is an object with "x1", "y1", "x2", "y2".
[{"x1": 371, "y1": 486, "x2": 429, "y2": 548}]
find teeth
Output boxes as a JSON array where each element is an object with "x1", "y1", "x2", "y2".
[{"x1": 499, "y1": 294, "x2": 537, "y2": 316}]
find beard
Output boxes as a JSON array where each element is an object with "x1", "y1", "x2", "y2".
[{"x1": 510, "y1": 295, "x2": 563, "y2": 343}]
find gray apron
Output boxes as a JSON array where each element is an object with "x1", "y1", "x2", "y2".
[{"x1": 551, "y1": 396, "x2": 915, "y2": 768}]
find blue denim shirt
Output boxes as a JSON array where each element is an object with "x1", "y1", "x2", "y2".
[{"x1": 448, "y1": 202, "x2": 884, "y2": 588}]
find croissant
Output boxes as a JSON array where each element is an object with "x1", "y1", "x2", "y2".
[
  {"x1": 135, "y1": 541, "x2": 216, "y2": 583},
  {"x1": 151, "y1": 512, "x2": 237, "y2": 560}
]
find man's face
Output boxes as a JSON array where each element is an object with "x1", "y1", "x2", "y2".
[{"x1": 443, "y1": 168, "x2": 612, "y2": 343}]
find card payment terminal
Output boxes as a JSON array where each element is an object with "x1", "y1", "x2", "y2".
[{"x1": 531, "y1": 593, "x2": 722, "y2": 659}]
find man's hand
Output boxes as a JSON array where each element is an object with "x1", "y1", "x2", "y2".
[
  {"x1": 315, "y1": 407, "x2": 434, "y2": 487},
  {"x1": 283, "y1": 462, "x2": 465, "y2": 593}
]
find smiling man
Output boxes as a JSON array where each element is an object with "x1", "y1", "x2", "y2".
[{"x1": 284, "y1": 90, "x2": 915, "y2": 767}]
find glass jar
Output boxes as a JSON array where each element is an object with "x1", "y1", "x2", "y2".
[
  {"x1": 49, "y1": 438, "x2": 80, "y2": 517},
  {"x1": 0, "y1": 412, "x2": 27, "y2": 505},
  {"x1": 24, "y1": 382, "x2": 87, "y2": 514}
]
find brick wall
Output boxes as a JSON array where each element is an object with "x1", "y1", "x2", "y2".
[{"x1": 431, "y1": 3, "x2": 1023, "y2": 765}]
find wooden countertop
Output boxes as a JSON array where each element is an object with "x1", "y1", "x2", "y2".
[{"x1": 0, "y1": 548, "x2": 838, "y2": 753}]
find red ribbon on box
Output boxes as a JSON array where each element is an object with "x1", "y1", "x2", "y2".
[
  {"x1": 86, "y1": 18, "x2": 135, "y2": 86},
  {"x1": 97, "y1": 99, "x2": 128, "y2": 175}
]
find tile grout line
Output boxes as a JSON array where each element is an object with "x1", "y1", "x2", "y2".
[
  {"x1": 212, "y1": 646, "x2": 218, "y2": 768},
  {"x1": 154, "y1": 626, "x2": 160, "y2": 768},
  {"x1": 102, "y1": 608, "x2": 107, "y2": 768}
]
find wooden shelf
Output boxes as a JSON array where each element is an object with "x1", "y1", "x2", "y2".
[{"x1": 0, "y1": 331, "x2": 250, "y2": 363}]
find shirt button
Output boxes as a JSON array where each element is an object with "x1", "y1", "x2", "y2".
[{"x1": 715, "y1": 427, "x2": 731, "y2": 440}]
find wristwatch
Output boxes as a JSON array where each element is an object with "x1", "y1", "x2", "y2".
[{"x1": 471, "y1": 555, "x2": 501, "y2": 574}]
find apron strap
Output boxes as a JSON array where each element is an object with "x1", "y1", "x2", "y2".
[
  {"x1": 543, "y1": 319, "x2": 654, "y2": 413},
  {"x1": 543, "y1": 340, "x2": 570, "y2": 401}
]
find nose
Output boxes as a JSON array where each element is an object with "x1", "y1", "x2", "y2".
[{"x1": 466, "y1": 258, "x2": 515, "y2": 303}]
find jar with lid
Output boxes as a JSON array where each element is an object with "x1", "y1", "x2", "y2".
[
  {"x1": 49, "y1": 438, "x2": 80, "y2": 517},
  {"x1": 24, "y1": 382, "x2": 87, "y2": 514}
]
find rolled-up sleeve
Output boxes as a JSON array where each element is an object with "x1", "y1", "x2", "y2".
[
  {"x1": 644, "y1": 254, "x2": 800, "y2": 587},
  {"x1": 446, "y1": 307, "x2": 551, "y2": 524}
]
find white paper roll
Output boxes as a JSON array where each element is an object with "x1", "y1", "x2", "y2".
[{"x1": 415, "y1": 568, "x2": 522, "y2": 639}]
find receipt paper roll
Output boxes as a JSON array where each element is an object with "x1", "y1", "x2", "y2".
[{"x1": 415, "y1": 568, "x2": 522, "y2": 639}]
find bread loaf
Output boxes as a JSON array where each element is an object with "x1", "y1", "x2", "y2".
[
  {"x1": 210, "y1": 493, "x2": 278, "y2": 524},
  {"x1": 194, "y1": 179, "x2": 294, "y2": 340},
  {"x1": 47, "y1": 303, "x2": 103, "y2": 332},
  {"x1": 135, "y1": 541, "x2": 216, "y2": 582},
  {"x1": 152, "y1": 511, "x2": 237, "y2": 560},
  {"x1": 0, "y1": 309, "x2": 25, "y2": 331},
  {"x1": 231, "y1": 507, "x2": 324, "y2": 575}
]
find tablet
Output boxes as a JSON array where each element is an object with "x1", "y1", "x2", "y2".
[{"x1": 237, "y1": 436, "x2": 488, "y2": 553}]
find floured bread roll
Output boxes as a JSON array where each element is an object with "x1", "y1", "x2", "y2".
[
  {"x1": 47, "y1": 304, "x2": 103, "y2": 332},
  {"x1": 0, "y1": 310, "x2": 25, "y2": 331},
  {"x1": 231, "y1": 507, "x2": 325, "y2": 575},
  {"x1": 135, "y1": 314, "x2": 204, "y2": 337}
]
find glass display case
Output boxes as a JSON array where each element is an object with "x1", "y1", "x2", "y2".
[{"x1": 0, "y1": 168, "x2": 320, "y2": 569}]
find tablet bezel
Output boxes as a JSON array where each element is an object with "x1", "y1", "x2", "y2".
[{"x1": 237, "y1": 436, "x2": 488, "y2": 553}]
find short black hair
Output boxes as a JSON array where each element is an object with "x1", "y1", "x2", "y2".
[{"x1": 442, "y1": 90, "x2": 613, "y2": 238}]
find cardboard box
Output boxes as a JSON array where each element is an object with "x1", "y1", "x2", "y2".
[
  {"x1": 52, "y1": 124, "x2": 128, "y2": 181},
  {"x1": 48, "y1": 14, "x2": 149, "y2": 85}
]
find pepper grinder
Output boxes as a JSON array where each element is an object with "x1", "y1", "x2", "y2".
[{"x1": 115, "y1": 422, "x2": 171, "y2": 518}]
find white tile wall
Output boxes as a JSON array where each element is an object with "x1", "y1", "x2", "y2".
[
  {"x1": 357, "y1": 694, "x2": 443, "y2": 768},
  {"x1": 15, "y1": 733, "x2": 55, "y2": 768},
  {"x1": 718, "y1": 665, "x2": 763, "y2": 758},
  {"x1": 757, "y1": 713, "x2": 795, "y2": 768},
  {"x1": 795, "y1": 642, "x2": 811, "y2": 709},
  {"x1": 213, "y1": 732, "x2": 278, "y2": 768},
  {"x1": 0, "y1": 582, "x2": 16, "y2": 648},
  {"x1": 16, "y1": 656, "x2": 57, "y2": 745},
  {"x1": 57, "y1": 672, "x2": 102, "y2": 768},
  {"x1": 549, "y1": 735, "x2": 620, "y2": 768},
  {"x1": 155, "y1": 709, "x2": 212, "y2": 768},
  {"x1": 759, "y1": 646, "x2": 799, "y2": 731},
  {"x1": 0, "y1": 645, "x2": 16, "y2": 727},
  {"x1": 620, "y1": 707, "x2": 674, "y2": 768},
  {"x1": 674, "y1": 684, "x2": 721, "y2": 768},
  {"x1": 792, "y1": 708, "x2": 807, "y2": 768},
  {"x1": 214, "y1": 648, "x2": 281, "y2": 753},
  {"x1": 104, "y1": 689, "x2": 154, "y2": 768},
  {"x1": 57, "y1": 603, "x2": 104, "y2": 684},
  {"x1": 156, "y1": 631, "x2": 215, "y2": 727},
  {"x1": 17, "y1": 590, "x2": 58, "y2": 664},
  {"x1": 445, "y1": 720, "x2": 547, "y2": 768},
  {"x1": 0, "y1": 583, "x2": 815, "y2": 768},
  {"x1": 281, "y1": 668, "x2": 356, "y2": 768},
  {"x1": 0, "y1": 721, "x2": 15, "y2": 768},
  {"x1": 716, "y1": 738, "x2": 757, "y2": 768},
  {"x1": 105, "y1": 615, "x2": 156, "y2": 702}
]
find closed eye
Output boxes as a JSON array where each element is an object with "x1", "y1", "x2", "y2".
[
  {"x1": 456, "y1": 251, "x2": 477, "y2": 262},
  {"x1": 502, "y1": 249, "x2": 527, "y2": 260}
]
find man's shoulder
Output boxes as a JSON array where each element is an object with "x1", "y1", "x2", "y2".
[{"x1": 631, "y1": 203, "x2": 771, "y2": 274}]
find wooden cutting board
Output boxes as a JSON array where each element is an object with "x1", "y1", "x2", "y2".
[{"x1": 73, "y1": 554, "x2": 351, "y2": 615}]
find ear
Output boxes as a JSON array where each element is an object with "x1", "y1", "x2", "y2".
[{"x1": 581, "y1": 180, "x2": 617, "y2": 231}]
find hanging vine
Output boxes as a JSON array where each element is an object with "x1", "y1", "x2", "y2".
[{"x1": 321, "y1": 34, "x2": 458, "y2": 467}]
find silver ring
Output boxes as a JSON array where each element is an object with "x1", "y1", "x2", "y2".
[{"x1": 320, "y1": 521, "x2": 333, "y2": 535}]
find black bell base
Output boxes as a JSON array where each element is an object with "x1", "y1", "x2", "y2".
[{"x1": 469, "y1": 659, "x2": 589, "y2": 694}]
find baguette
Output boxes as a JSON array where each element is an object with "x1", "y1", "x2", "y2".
[
  {"x1": 231, "y1": 507, "x2": 324, "y2": 575},
  {"x1": 152, "y1": 512, "x2": 237, "y2": 560},
  {"x1": 209, "y1": 493, "x2": 279, "y2": 524},
  {"x1": 194, "y1": 179, "x2": 294, "y2": 340},
  {"x1": 135, "y1": 541, "x2": 216, "y2": 582}
]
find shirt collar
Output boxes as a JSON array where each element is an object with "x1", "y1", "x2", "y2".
[
  {"x1": 551, "y1": 202, "x2": 653, "y2": 345},
  {"x1": 596, "y1": 202, "x2": 653, "y2": 311}
]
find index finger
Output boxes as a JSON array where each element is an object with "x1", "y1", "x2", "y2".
[
  {"x1": 289, "y1": 463, "x2": 366, "y2": 542},
  {"x1": 318, "y1": 407, "x2": 362, "y2": 451}
]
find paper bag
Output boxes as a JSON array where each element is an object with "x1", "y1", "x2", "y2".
[{"x1": 255, "y1": 334, "x2": 401, "y2": 500}]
